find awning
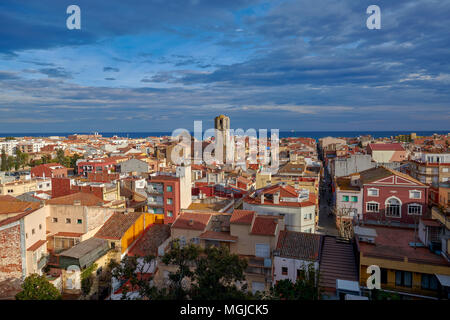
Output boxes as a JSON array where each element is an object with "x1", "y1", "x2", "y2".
[{"x1": 435, "y1": 274, "x2": 450, "y2": 287}]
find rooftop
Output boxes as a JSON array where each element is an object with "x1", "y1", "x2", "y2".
[
  {"x1": 276, "y1": 230, "x2": 321, "y2": 261},
  {"x1": 46, "y1": 192, "x2": 105, "y2": 206},
  {"x1": 128, "y1": 224, "x2": 171, "y2": 257},
  {"x1": 171, "y1": 212, "x2": 212, "y2": 231},
  {"x1": 95, "y1": 211, "x2": 143, "y2": 240},
  {"x1": 358, "y1": 225, "x2": 450, "y2": 266},
  {"x1": 230, "y1": 210, "x2": 255, "y2": 225}
]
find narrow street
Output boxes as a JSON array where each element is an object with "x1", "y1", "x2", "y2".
[{"x1": 316, "y1": 155, "x2": 339, "y2": 236}]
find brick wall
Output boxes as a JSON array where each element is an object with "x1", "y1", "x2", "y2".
[{"x1": 0, "y1": 224, "x2": 23, "y2": 282}]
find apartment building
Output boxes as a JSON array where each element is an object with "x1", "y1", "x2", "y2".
[
  {"x1": 0, "y1": 178, "x2": 51, "y2": 197},
  {"x1": 356, "y1": 225, "x2": 450, "y2": 299},
  {"x1": 31, "y1": 163, "x2": 68, "y2": 178},
  {"x1": 146, "y1": 164, "x2": 191, "y2": 224},
  {"x1": 336, "y1": 166, "x2": 429, "y2": 226},
  {"x1": 0, "y1": 200, "x2": 47, "y2": 285},
  {"x1": 367, "y1": 143, "x2": 407, "y2": 163},
  {"x1": 45, "y1": 192, "x2": 116, "y2": 253},
  {"x1": 243, "y1": 184, "x2": 316, "y2": 233},
  {"x1": 272, "y1": 231, "x2": 322, "y2": 284}
]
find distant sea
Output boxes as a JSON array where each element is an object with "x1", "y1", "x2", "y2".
[{"x1": 0, "y1": 131, "x2": 448, "y2": 141}]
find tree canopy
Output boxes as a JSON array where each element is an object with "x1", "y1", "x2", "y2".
[{"x1": 15, "y1": 274, "x2": 62, "y2": 300}]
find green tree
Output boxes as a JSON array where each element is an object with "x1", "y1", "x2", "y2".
[
  {"x1": 41, "y1": 154, "x2": 51, "y2": 164},
  {"x1": 111, "y1": 241, "x2": 252, "y2": 300},
  {"x1": 15, "y1": 274, "x2": 62, "y2": 300},
  {"x1": 7, "y1": 155, "x2": 14, "y2": 171},
  {"x1": 55, "y1": 148, "x2": 68, "y2": 167},
  {"x1": 1, "y1": 148, "x2": 7, "y2": 171},
  {"x1": 269, "y1": 264, "x2": 321, "y2": 300},
  {"x1": 14, "y1": 148, "x2": 23, "y2": 171},
  {"x1": 190, "y1": 245, "x2": 249, "y2": 300}
]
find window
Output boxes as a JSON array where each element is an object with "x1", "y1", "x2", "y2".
[
  {"x1": 408, "y1": 204, "x2": 422, "y2": 215},
  {"x1": 342, "y1": 195, "x2": 349, "y2": 202},
  {"x1": 26, "y1": 233, "x2": 28, "y2": 239},
  {"x1": 255, "y1": 244, "x2": 270, "y2": 258},
  {"x1": 166, "y1": 186, "x2": 172, "y2": 192},
  {"x1": 368, "y1": 188, "x2": 379, "y2": 197},
  {"x1": 191, "y1": 237, "x2": 200, "y2": 245},
  {"x1": 111, "y1": 242, "x2": 116, "y2": 249},
  {"x1": 66, "y1": 218, "x2": 71, "y2": 224},
  {"x1": 308, "y1": 213, "x2": 312, "y2": 220},
  {"x1": 32, "y1": 229, "x2": 35, "y2": 235},
  {"x1": 39, "y1": 224, "x2": 42, "y2": 230},
  {"x1": 381, "y1": 268, "x2": 388, "y2": 284},
  {"x1": 421, "y1": 274, "x2": 438, "y2": 290},
  {"x1": 443, "y1": 168, "x2": 449, "y2": 173},
  {"x1": 52, "y1": 218, "x2": 58, "y2": 223},
  {"x1": 386, "y1": 198, "x2": 401, "y2": 217},
  {"x1": 304, "y1": 214, "x2": 308, "y2": 220},
  {"x1": 167, "y1": 211, "x2": 173, "y2": 217},
  {"x1": 395, "y1": 271, "x2": 412, "y2": 287},
  {"x1": 282, "y1": 267, "x2": 288, "y2": 275},
  {"x1": 351, "y1": 196, "x2": 358, "y2": 202},
  {"x1": 77, "y1": 219, "x2": 82, "y2": 224},
  {"x1": 167, "y1": 198, "x2": 173, "y2": 205},
  {"x1": 409, "y1": 190, "x2": 421, "y2": 199},
  {"x1": 366, "y1": 202, "x2": 379, "y2": 212}
]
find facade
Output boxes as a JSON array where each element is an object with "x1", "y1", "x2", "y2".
[
  {"x1": 118, "y1": 158, "x2": 149, "y2": 175},
  {"x1": 357, "y1": 225, "x2": 450, "y2": 299},
  {"x1": 243, "y1": 184, "x2": 316, "y2": 233},
  {"x1": 0, "y1": 203, "x2": 47, "y2": 284},
  {"x1": 0, "y1": 179, "x2": 42, "y2": 197},
  {"x1": 45, "y1": 192, "x2": 116, "y2": 253},
  {"x1": 273, "y1": 231, "x2": 321, "y2": 283},
  {"x1": 367, "y1": 143, "x2": 406, "y2": 163},
  {"x1": 31, "y1": 163, "x2": 68, "y2": 179},
  {"x1": 408, "y1": 154, "x2": 450, "y2": 186},
  {"x1": 337, "y1": 167, "x2": 429, "y2": 226}
]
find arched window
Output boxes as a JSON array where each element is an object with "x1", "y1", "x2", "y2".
[{"x1": 385, "y1": 197, "x2": 401, "y2": 217}]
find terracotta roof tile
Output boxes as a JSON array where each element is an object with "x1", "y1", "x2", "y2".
[
  {"x1": 171, "y1": 212, "x2": 211, "y2": 231},
  {"x1": 251, "y1": 216, "x2": 278, "y2": 236},
  {"x1": 230, "y1": 210, "x2": 254, "y2": 225},
  {"x1": 276, "y1": 231, "x2": 321, "y2": 260},
  {"x1": 128, "y1": 224, "x2": 171, "y2": 257},
  {"x1": 46, "y1": 192, "x2": 104, "y2": 206},
  {"x1": 95, "y1": 211, "x2": 143, "y2": 240}
]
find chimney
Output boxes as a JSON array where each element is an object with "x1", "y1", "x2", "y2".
[
  {"x1": 274, "y1": 191, "x2": 280, "y2": 204},
  {"x1": 350, "y1": 174, "x2": 360, "y2": 187},
  {"x1": 260, "y1": 193, "x2": 264, "y2": 204}
]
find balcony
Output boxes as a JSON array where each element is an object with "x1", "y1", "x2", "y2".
[
  {"x1": 37, "y1": 255, "x2": 48, "y2": 269},
  {"x1": 245, "y1": 256, "x2": 273, "y2": 278}
]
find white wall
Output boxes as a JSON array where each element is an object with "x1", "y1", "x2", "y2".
[{"x1": 273, "y1": 256, "x2": 319, "y2": 283}]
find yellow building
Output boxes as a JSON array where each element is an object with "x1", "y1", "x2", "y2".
[{"x1": 357, "y1": 225, "x2": 450, "y2": 299}]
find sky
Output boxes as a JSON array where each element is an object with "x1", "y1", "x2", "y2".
[{"x1": 0, "y1": 0, "x2": 449, "y2": 133}]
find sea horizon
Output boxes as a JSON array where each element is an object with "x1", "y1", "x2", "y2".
[{"x1": 0, "y1": 130, "x2": 448, "y2": 141}]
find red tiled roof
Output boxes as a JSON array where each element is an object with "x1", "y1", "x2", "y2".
[
  {"x1": 46, "y1": 192, "x2": 104, "y2": 206},
  {"x1": 0, "y1": 195, "x2": 20, "y2": 202},
  {"x1": 128, "y1": 224, "x2": 171, "y2": 257},
  {"x1": 95, "y1": 212, "x2": 143, "y2": 240},
  {"x1": 230, "y1": 210, "x2": 255, "y2": 225},
  {"x1": 27, "y1": 239, "x2": 47, "y2": 252},
  {"x1": 171, "y1": 212, "x2": 211, "y2": 231},
  {"x1": 368, "y1": 143, "x2": 405, "y2": 151},
  {"x1": 199, "y1": 231, "x2": 238, "y2": 242},
  {"x1": 276, "y1": 231, "x2": 321, "y2": 260},
  {"x1": 251, "y1": 216, "x2": 278, "y2": 236}
]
